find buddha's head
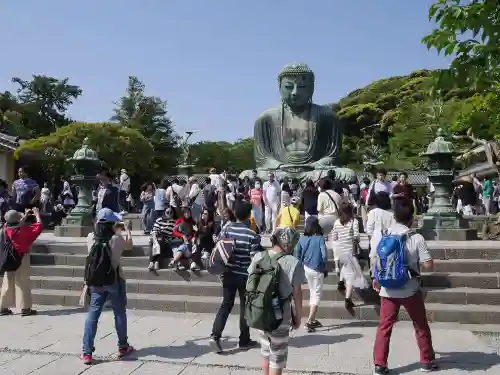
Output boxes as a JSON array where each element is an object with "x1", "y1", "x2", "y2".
[{"x1": 278, "y1": 63, "x2": 315, "y2": 110}]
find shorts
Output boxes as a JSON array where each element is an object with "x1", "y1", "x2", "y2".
[
  {"x1": 174, "y1": 243, "x2": 192, "y2": 258},
  {"x1": 259, "y1": 324, "x2": 290, "y2": 370}
]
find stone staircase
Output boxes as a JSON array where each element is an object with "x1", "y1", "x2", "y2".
[{"x1": 13, "y1": 231, "x2": 500, "y2": 324}]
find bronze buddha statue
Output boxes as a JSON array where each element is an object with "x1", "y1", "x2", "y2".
[{"x1": 240, "y1": 63, "x2": 356, "y2": 182}]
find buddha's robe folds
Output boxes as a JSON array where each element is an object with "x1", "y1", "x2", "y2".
[{"x1": 254, "y1": 103, "x2": 342, "y2": 170}]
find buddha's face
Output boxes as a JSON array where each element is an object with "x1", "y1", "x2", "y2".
[{"x1": 279, "y1": 75, "x2": 313, "y2": 109}]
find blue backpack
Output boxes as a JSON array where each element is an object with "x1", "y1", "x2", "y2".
[{"x1": 374, "y1": 232, "x2": 412, "y2": 289}]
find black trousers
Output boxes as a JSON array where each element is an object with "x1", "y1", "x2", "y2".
[{"x1": 211, "y1": 273, "x2": 250, "y2": 343}]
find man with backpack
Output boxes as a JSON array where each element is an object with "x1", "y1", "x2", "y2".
[
  {"x1": 371, "y1": 203, "x2": 437, "y2": 374},
  {"x1": 210, "y1": 201, "x2": 261, "y2": 353},
  {"x1": 0, "y1": 208, "x2": 42, "y2": 317},
  {"x1": 246, "y1": 227, "x2": 304, "y2": 375}
]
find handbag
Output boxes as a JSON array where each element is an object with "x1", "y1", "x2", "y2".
[{"x1": 350, "y1": 220, "x2": 368, "y2": 260}]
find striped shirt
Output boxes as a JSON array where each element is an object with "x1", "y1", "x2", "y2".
[
  {"x1": 152, "y1": 217, "x2": 176, "y2": 241},
  {"x1": 219, "y1": 221, "x2": 261, "y2": 276},
  {"x1": 331, "y1": 219, "x2": 359, "y2": 258}
]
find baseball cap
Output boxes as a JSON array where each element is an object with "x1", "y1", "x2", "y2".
[
  {"x1": 4, "y1": 210, "x2": 22, "y2": 225},
  {"x1": 96, "y1": 208, "x2": 122, "y2": 223}
]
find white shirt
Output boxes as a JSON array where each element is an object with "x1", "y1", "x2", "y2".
[
  {"x1": 317, "y1": 189, "x2": 341, "y2": 217},
  {"x1": 366, "y1": 208, "x2": 395, "y2": 256},
  {"x1": 166, "y1": 184, "x2": 182, "y2": 207},
  {"x1": 263, "y1": 180, "x2": 280, "y2": 204},
  {"x1": 188, "y1": 183, "x2": 201, "y2": 200},
  {"x1": 366, "y1": 180, "x2": 392, "y2": 206},
  {"x1": 119, "y1": 173, "x2": 130, "y2": 192},
  {"x1": 209, "y1": 173, "x2": 222, "y2": 187}
]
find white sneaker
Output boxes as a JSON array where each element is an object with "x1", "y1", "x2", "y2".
[
  {"x1": 148, "y1": 262, "x2": 154, "y2": 271},
  {"x1": 154, "y1": 261, "x2": 160, "y2": 270},
  {"x1": 201, "y1": 251, "x2": 209, "y2": 260},
  {"x1": 120, "y1": 211, "x2": 128, "y2": 215},
  {"x1": 190, "y1": 262, "x2": 199, "y2": 271}
]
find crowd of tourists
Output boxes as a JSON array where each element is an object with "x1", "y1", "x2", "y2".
[{"x1": 0, "y1": 165, "x2": 454, "y2": 375}]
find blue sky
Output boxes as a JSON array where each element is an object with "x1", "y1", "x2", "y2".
[{"x1": 1, "y1": 0, "x2": 450, "y2": 142}]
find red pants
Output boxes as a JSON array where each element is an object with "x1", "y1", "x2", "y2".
[{"x1": 373, "y1": 291, "x2": 435, "y2": 368}]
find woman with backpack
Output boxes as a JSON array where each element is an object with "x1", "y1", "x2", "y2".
[
  {"x1": 0, "y1": 208, "x2": 42, "y2": 317},
  {"x1": 82, "y1": 208, "x2": 134, "y2": 365},
  {"x1": 294, "y1": 217, "x2": 328, "y2": 332},
  {"x1": 331, "y1": 201, "x2": 368, "y2": 310}
]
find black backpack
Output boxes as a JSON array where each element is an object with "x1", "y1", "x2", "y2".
[
  {"x1": 0, "y1": 228, "x2": 23, "y2": 273},
  {"x1": 84, "y1": 239, "x2": 116, "y2": 287}
]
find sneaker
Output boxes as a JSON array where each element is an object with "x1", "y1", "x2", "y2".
[
  {"x1": 0, "y1": 308, "x2": 13, "y2": 316},
  {"x1": 118, "y1": 345, "x2": 135, "y2": 359},
  {"x1": 201, "y1": 251, "x2": 210, "y2": 260},
  {"x1": 373, "y1": 365, "x2": 389, "y2": 375},
  {"x1": 21, "y1": 309, "x2": 37, "y2": 317},
  {"x1": 190, "y1": 262, "x2": 200, "y2": 271},
  {"x1": 119, "y1": 211, "x2": 128, "y2": 215},
  {"x1": 304, "y1": 322, "x2": 316, "y2": 333},
  {"x1": 82, "y1": 354, "x2": 93, "y2": 365},
  {"x1": 154, "y1": 261, "x2": 160, "y2": 271},
  {"x1": 345, "y1": 298, "x2": 355, "y2": 309},
  {"x1": 238, "y1": 339, "x2": 258, "y2": 350},
  {"x1": 421, "y1": 362, "x2": 439, "y2": 372},
  {"x1": 148, "y1": 262, "x2": 154, "y2": 271},
  {"x1": 210, "y1": 336, "x2": 223, "y2": 353},
  {"x1": 309, "y1": 320, "x2": 323, "y2": 328}
]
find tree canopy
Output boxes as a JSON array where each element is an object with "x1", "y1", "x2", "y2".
[{"x1": 15, "y1": 122, "x2": 153, "y2": 176}]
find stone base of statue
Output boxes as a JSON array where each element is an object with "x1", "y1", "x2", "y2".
[
  {"x1": 54, "y1": 204, "x2": 94, "y2": 237},
  {"x1": 54, "y1": 217, "x2": 94, "y2": 237},
  {"x1": 417, "y1": 212, "x2": 478, "y2": 241},
  {"x1": 55, "y1": 174, "x2": 95, "y2": 237},
  {"x1": 240, "y1": 165, "x2": 357, "y2": 183}
]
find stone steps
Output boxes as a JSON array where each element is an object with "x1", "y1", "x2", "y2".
[
  {"x1": 29, "y1": 288, "x2": 500, "y2": 324},
  {"x1": 19, "y1": 233, "x2": 500, "y2": 324},
  {"x1": 28, "y1": 264, "x2": 500, "y2": 289},
  {"x1": 24, "y1": 275, "x2": 500, "y2": 306},
  {"x1": 29, "y1": 252, "x2": 500, "y2": 273}
]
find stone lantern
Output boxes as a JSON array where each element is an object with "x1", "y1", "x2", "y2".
[
  {"x1": 55, "y1": 138, "x2": 102, "y2": 237},
  {"x1": 417, "y1": 128, "x2": 477, "y2": 240}
]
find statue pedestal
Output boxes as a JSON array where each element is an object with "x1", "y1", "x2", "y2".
[
  {"x1": 55, "y1": 176, "x2": 95, "y2": 238},
  {"x1": 417, "y1": 214, "x2": 477, "y2": 241}
]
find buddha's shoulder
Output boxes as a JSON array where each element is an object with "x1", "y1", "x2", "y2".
[
  {"x1": 255, "y1": 107, "x2": 281, "y2": 123},
  {"x1": 312, "y1": 103, "x2": 338, "y2": 118}
]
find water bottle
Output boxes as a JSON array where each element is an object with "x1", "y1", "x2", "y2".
[{"x1": 272, "y1": 297, "x2": 282, "y2": 320}]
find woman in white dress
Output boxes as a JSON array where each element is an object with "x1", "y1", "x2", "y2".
[
  {"x1": 366, "y1": 192, "x2": 395, "y2": 265},
  {"x1": 331, "y1": 201, "x2": 368, "y2": 310}
]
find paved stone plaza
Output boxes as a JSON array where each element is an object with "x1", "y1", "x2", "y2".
[{"x1": 1, "y1": 307, "x2": 500, "y2": 374}]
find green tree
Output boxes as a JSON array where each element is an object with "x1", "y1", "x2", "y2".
[
  {"x1": 190, "y1": 137, "x2": 255, "y2": 174},
  {"x1": 11, "y1": 75, "x2": 82, "y2": 137},
  {"x1": 422, "y1": 0, "x2": 500, "y2": 90},
  {"x1": 111, "y1": 76, "x2": 178, "y2": 177},
  {"x1": 15, "y1": 122, "x2": 153, "y2": 177}
]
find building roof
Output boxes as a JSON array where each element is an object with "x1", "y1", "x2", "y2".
[{"x1": 0, "y1": 132, "x2": 20, "y2": 151}]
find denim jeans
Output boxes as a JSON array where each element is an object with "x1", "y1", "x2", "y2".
[{"x1": 82, "y1": 279, "x2": 129, "y2": 355}]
